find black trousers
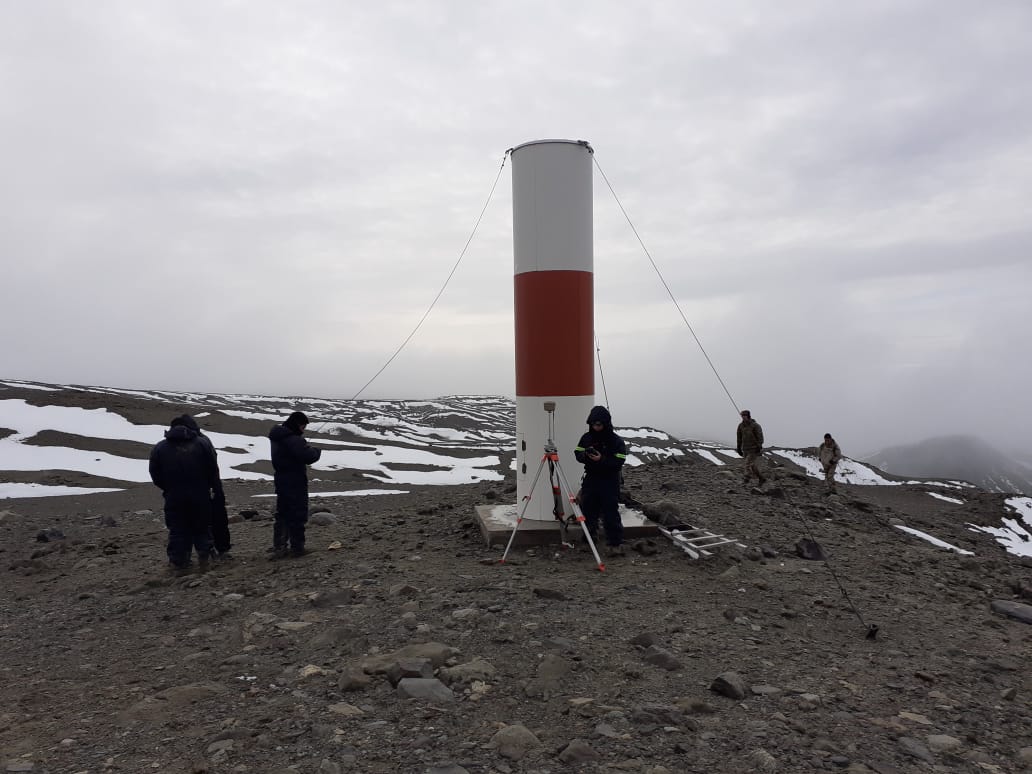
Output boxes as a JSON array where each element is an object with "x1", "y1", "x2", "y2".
[
  {"x1": 274, "y1": 490, "x2": 309, "y2": 551},
  {"x1": 579, "y1": 478, "x2": 623, "y2": 547},
  {"x1": 164, "y1": 498, "x2": 213, "y2": 567}
]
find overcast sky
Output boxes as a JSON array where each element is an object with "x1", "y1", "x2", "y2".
[{"x1": 2, "y1": 1, "x2": 1030, "y2": 456}]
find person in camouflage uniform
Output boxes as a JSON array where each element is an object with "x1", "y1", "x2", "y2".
[
  {"x1": 818, "y1": 433, "x2": 842, "y2": 493},
  {"x1": 736, "y1": 410, "x2": 767, "y2": 486}
]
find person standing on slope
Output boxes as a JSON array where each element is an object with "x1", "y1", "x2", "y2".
[
  {"x1": 736, "y1": 409, "x2": 767, "y2": 487},
  {"x1": 574, "y1": 405, "x2": 628, "y2": 557},
  {"x1": 149, "y1": 416, "x2": 221, "y2": 573},
  {"x1": 269, "y1": 411, "x2": 322, "y2": 558},
  {"x1": 170, "y1": 414, "x2": 232, "y2": 559},
  {"x1": 818, "y1": 433, "x2": 842, "y2": 493}
]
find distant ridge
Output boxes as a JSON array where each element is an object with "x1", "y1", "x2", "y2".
[{"x1": 865, "y1": 435, "x2": 1032, "y2": 496}]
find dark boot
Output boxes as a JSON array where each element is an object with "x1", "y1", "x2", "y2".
[
  {"x1": 269, "y1": 522, "x2": 289, "y2": 560},
  {"x1": 288, "y1": 523, "x2": 306, "y2": 556}
]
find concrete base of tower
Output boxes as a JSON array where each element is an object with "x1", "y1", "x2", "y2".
[{"x1": 474, "y1": 503, "x2": 660, "y2": 548}]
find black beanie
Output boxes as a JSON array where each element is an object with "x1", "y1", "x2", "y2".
[
  {"x1": 285, "y1": 411, "x2": 309, "y2": 431},
  {"x1": 170, "y1": 414, "x2": 199, "y2": 431}
]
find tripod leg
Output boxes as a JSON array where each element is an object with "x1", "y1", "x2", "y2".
[
  {"x1": 548, "y1": 459, "x2": 573, "y2": 548},
  {"x1": 499, "y1": 454, "x2": 550, "y2": 564},
  {"x1": 553, "y1": 459, "x2": 605, "y2": 572}
]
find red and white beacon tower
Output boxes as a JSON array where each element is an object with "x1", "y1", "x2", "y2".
[{"x1": 511, "y1": 139, "x2": 595, "y2": 521}]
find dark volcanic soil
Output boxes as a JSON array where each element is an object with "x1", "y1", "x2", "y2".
[{"x1": 2, "y1": 455, "x2": 1031, "y2": 774}]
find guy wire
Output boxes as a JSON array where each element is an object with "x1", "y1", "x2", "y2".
[
  {"x1": 779, "y1": 482, "x2": 878, "y2": 639},
  {"x1": 592, "y1": 155, "x2": 740, "y2": 416},
  {"x1": 594, "y1": 154, "x2": 874, "y2": 638},
  {"x1": 594, "y1": 332, "x2": 611, "y2": 410},
  {"x1": 350, "y1": 153, "x2": 507, "y2": 402},
  {"x1": 310, "y1": 152, "x2": 509, "y2": 433}
]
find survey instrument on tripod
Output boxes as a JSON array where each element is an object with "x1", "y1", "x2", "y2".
[{"x1": 499, "y1": 402, "x2": 605, "y2": 571}]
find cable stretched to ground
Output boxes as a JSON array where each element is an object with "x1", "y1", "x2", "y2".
[
  {"x1": 349, "y1": 153, "x2": 509, "y2": 402},
  {"x1": 784, "y1": 483, "x2": 879, "y2": 638},
  {"x1": 594, "y1": 153, "x2": 875, "y2": 639},
  {"x1": 592, "y1": 155, "x2": 740, "y2": 417},
  {"x1": 594, "y1": 332, "x2": 610, "y2": 410},
  {"x1": 309, "y1": 153, "x2": 509, "y2": 433}
]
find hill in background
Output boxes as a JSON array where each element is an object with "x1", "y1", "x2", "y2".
[{"x1": 866, "y1": 435, "x2": 1032, "y2": 497}]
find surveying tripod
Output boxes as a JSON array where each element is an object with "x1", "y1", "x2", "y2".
[{"x1": 499, "y1": 402, "x2": 606, "y2": 571}]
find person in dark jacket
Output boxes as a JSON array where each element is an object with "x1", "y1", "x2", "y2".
[
  {"x1": 736, "y1": 409, "x2": 767, "y2": 486},
  {"x1": 269, "y1": 411, "x2": 322, "y2": 558},
  {"x1": 149, "y1": 417, "x2": 221, "y2": 572},
  {"x1": 170, "y1": 414, "x2": 232, "y2": 558},
  {"x1": 574, "y1": 405, "x2": 628, "y2": 557}
]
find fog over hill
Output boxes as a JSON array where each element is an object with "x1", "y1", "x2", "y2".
[{"x1": 865, "y1": 435, "x2": 1032, "y2": 497}]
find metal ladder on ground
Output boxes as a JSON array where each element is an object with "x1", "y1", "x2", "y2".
[{"x1": 657, "y1": 523, "x2": 746, "y2": 560}]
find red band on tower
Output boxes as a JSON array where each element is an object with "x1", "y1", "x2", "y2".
[{"x1": 514, "y1": 270, "x2": 593, "y2": 396}]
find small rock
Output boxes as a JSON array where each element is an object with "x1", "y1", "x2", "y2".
[
  {"x1": 532, "y1": 587, "x2": 566, "y2": 601},
  {"x1": 925, "y1": 735, "x2": 962, "y2": 754},
  {"x1": 489, "y1": 724, "x2": 541, "y2": 761},
  {"x1": 338, "y1": 670, "x2": 373, "y2": 692},
  {"x1": 439, "y1": 658, "x2": 497, "y2": 686},
  {"x1": 990, "y1": 599, "x2": 1032, "y2": 624},
  {"x1": 795, "y1": 538, "x2": 826, "y2": 561},
  {"x1": 898, "y1": 737, "x2": 934, "y2": 763},
  {"x1": 385, "y1": 658, "x2": 435, "y2": 686},
  {"x1": 558, "y1": 739, "x2": 600, "y2": 764},
  {"x1": 389, "y1": 583, "x2": 421, "y2": 598},
  {"x1": 629, "y1": 632, "x2": 660, "y2": 648},
  {"x1": 642, "y1": 646, "x2": 682, "y2": 671},
  {"x1": 710, "y1": 671, "x2": 749, "y2": 700},
  {"x1": 631, "y1": 539, "x2": 658, "y2": 555},
  {"x1": 309, "y1": 589, "x2": 353, "y2": 607},
  {"x1": 749, "y1": 749, "x2": 778, "y2": 771},
  {"x1": 327, "y1": 703, "x2": 364, "y2": 717},
  {"x1": 205, "y1": 739, "x2": 234, "y2": 754},
  {"x1": 396, "y1": 678, "x2": 455, "y2": 704}
]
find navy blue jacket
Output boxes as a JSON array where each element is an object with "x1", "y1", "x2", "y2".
[
  {"x1": 574, "y1": 406, "x2": 628, "y2": 483},
  {"x1": 149, "y1": 426, "x2": 220, "y2": 504},
  {"x1": 269, "y1": 423, "x2": 322, "y2": 495}
]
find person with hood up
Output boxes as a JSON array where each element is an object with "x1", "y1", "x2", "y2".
[
  {"x1": 168, "y1": 414, "x2": 231, "y2": 558},
  {"x1": 736, "y1": 410, "x2": 767, "y2": 486},
  {"x1": 269, "y1": 411, "x2": 322, "y2": 558},
  {"x1": 818, "y1": 433, "x2": 843, "y2": 493},
  {"x1": 574, "y1": 405, "x2": 628, "y2": 557},
  {"x1": 149, "y1": 415, "x2": 221, "y2": 573}
]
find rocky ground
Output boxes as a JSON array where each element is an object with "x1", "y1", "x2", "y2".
[{"x1": 2, "y1": 451, "x2": 1032, "y2": 774}]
